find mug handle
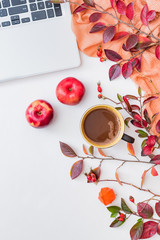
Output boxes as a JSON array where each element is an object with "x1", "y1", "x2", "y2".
[{"x1": 122, "y1": 134, "x2": 135, "y2": 144}]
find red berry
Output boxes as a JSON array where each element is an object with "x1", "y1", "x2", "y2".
[
  {"x1": 120, "y1": 213, "x2": 125, "y2": 218},
  {"x1": 100, "y1": 57, "x2": 105, "y2": 62},
  {"x1": 87, "y1": 175, "x2": 92, "y2": 181},
  {"x1": 97, "y1": 50, "x2": 102, "y2": 57},
  {"x1": 129, "y1": 196, "x2": 135, "y2": 203},
  {"x1": 91, "y1": 173, "x2": 96, "y2": 182},
  {"x1": 97, "y1": 86, "x2": 102, "y2": 93},
  {"x1": 98, "y1": 94, "x2": 102, "y2": 99},
  {"x1": 119, "y1": 217, "x2": 124, "y2": 222}
]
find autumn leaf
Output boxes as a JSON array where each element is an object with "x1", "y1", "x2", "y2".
[
  {"x1": 60, "y1": 142, "x2": 77, "y2": 157},
  {"x1": 70, "y1": 160, "x2": 83, "y2": 179},
  {"x1": 155, "y1": 202, "x2": 160, "y2": 217},
  {"x1": 140, "y1": 221, "x2": 158, "y2": 239},
  {"x1": 89, "y1": 145, "x2": 94, "y2": 155},
  {"x1": 150, "y1": 155, "x2": 160, "y2": 164},
  {"x1": 109, "y1": 64, "x2": 121, "y2": 80},
  {"x1": 116, "y1": 0, "x2": 126, "y2": 15},
  {"x1": 140, "y1": 4, "x2": 149, "y2": 26},
  {"x1": 89, "y1": 22, "x2": 106, "y2": 33},
  {"x1": 89, "y1": 12, "x2": 102, "y2": 22},
  {"x1": 155, "y1": 45, "x2": 160, "y2": 60},
  {"x1": 112, "y1": 31, "x2": 129, "y2": 41},
  {"x1": 151, "y1": 166, "x2": 158, "y2": 176},
  {"x1": 83, "y1": 144, "x2": 88, "y2": 155},
  {"x1": 83, "y1": 0, "x2": 95, "y2": 7},
  {"x1": 122, "y1": 62, "x2": 133, "y2": 79},
  {"x1": 115, "y1": 169, "x2": 123, "y2": 186},
  {"x1": 98, "y1": 148, "x2": 107, "y2": 157},
  {"x1": 103, "y1": 26, "x2": 116, "y2": 43},
  {"x1": 126, "y1": 34, "x2": 138, "y2": 50},
  {"x1": 141, "y1": 170, "x2": 147, "y2": 189},
  {"x1": 137, "y1": 202, "x2": 154, "y2": 218},
  {"x1": 127, "y1": 143, "x2": 135, "y2": 156},
  {"x1": 143, "y1": 96, "x2": 158, "y2": 105},
  {"x1": 130, "y1": 219, "x2": 143, "y2": 240},
  {"x1": 156, "y1": 120, "x2": 160, "y2": 133},
  {"x1": 126, "y1": 2, "x2": 134, "y2": 20},
  {"x1": 73, "y1": 3, "x2": 87, "y2": 14},
  {"x1": 147, "y1": 10, "x2": 156, "y2": 22},
  {"x1": 104, "y1": 49, "x2": 122, "y2": 62}
]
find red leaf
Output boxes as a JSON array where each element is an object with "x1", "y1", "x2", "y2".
[
  {"x1": 122, "y1": 43, "x2": 128, "y2": 51},
  {"x1": 110, "y1": 0, "x2": 116, "y2": 9},
  {"x1": 158, "y1": 224, "x2": 160, "y2": 235},
  {"x1": 141, "y1": 170, "x2": 147, "y2": 189},
  {"x1": 155, "y1": 45, "x2": 160, "y2": 60},
  {"x1": 104, "y1": 49, "x2": 122, "y2": 62},
  {"x1": 126, "y1": 34, "x2": 139, "y2": 50},
  {"x1": 126, "y1": 2, "x2": 134, "y2": 20},
  {"x1": 137, "y1": 202, "x2": 154, "y2": 219},
  {"x1": 112, "y1": 31, "x2": 129, "y2": 41},
  {"x1": 125, "y1": 95, "x2": 138, "y2": 100},
  {"x1": 140, "y1": 4, "x2": 149, "y2": 26},
  {"x1": 131, "y1": 120, "x2": 143, "y2": 128},
  {"x1": 151, "y1": 166, "x2": 158, "y2": 176},
  {"x1": 142, "y1": 146, "x2": 153, "y2": 156},
  {"x1": 136, "y1": 57, "x2": 141, "y2": 72},
  {"x1": 156, "y1": 120, "x2": 160, "y2": 133},
  {"x1": 131, "y1": 105, "x2": 140, "y2": 111},
  {"x1": 70, "y1": 160, "x2": 83, "y2": 179},
  {"x1": 146, "y1": 135, "x2": 156, "y2": 147},
  {"x1": 83, "y1": 0, "x2": 95, "y2": 7},
  {"x1": 130, "y1": 58, "x2": 139, "y2": 68},
  {"x1": 144, "y1": 109, "x2": 151, "y2": 124},
  {"x1": 89, "y1": 12, "x2": 102, "y2": 22},
  {"x1": 147, "y1": 10, "x2": 156, "y2": 22},
  {"x1": 150, "y1": 155, "x2": 160, "y2": 165},
  {"x1": 73, "y1": 3, "x2": 87, "y2": 14},
  {"x1": 103, "y1": 26, "x2": 116, "y2": 43},
  {"x1": 140, "y1": 221, "x2": 158, "y2": 239},
  {"x1": 116, "y1": 0, "x2": 126, "y2": 15},
  {"x1": 155, "y1": 202, "x2": 160, "y2": 217},
  {"x1": 89, "y1": 22, "x2": 106, "y2": 33},
  {"x1": 143, "y1": 96, "x2": 158, "y2": 105},
  {"x1": 123, "y1": 96, "x2": 132, "y2": 112},
  {"x1": 109, "y1": 64, "x2": 121, "y2": 80},
  {"x1": 122, "y1": 62, "x2": 133, "y2": 78}
]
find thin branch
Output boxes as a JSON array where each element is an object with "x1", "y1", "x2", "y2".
[{"x1": 99, "y1": 179, "x2": 160, "y2": 197}]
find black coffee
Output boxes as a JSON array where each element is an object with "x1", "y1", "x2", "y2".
[{"x1": 83, "y1": 108, "x2": 120, "y2": 145}]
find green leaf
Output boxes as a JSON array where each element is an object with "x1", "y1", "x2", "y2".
[
  {"x1": 124, "y1": 117, "x2": 132, "y2": 127},
  {"x1": 110, "y1": 217, "x2": 125, "y2": 228},
  {"x1": 117, "y1": 93, "x2": 123, "y2": 102},
  {"x1": 115, "y1": 107, "x2": 122, "y2": 111},
  {"x1": 130, "y1": 219, "x2": 143, "y2": 240},
  {"x1": 138, "y1": 86, "x2": 142, "y2": 97},
  {"x1": 135, "y1": 130, "x2": 148, "y2": 138},
  {"x1": 107, "y1": 206, "x2": 121, "y2": 214},
  {"x1": 111, "y1": 212, "x2": 118, "y2": 218},
  {"x1": 89, "y1": 145, "x2": 94, "y2": 155},
  {"x1": 141, "y1": 139, "x2": 147, "y2": 149},
  {"x1": 121, "y1": 198, "x2": 133, "y2": 214}
]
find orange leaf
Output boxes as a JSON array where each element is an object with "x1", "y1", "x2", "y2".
[
  {"x1": 83, "y1": 144, "x2": 88, "y2": 155},
  {"x1": 98, "y1": 148, "x2": 107, "y2": 157},
  {"x1": 151, "y1": 167, "x2": 158, "y2": 176},
  {"x1": 127, "y1": 143, "x2": 135, "y2": 156},
  {"x1": 115, "y1": 170, "x2": 123, "y2": 186},
  {"x1": 141, "y1": 170, "x2": 147, "y2": 189}
]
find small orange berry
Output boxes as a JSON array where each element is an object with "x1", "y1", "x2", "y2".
[{"x1": 100, "y1": 57, "x2": 106, "y2": 62}]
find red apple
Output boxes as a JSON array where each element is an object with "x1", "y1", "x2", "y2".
[
  {"x1": 56, "y1": 77, "x2": 85, "y2": 105},
  {"x1": 26, "y1": 100, "x2": 54, "y2": 128}
]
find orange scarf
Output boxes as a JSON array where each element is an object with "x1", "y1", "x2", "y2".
[{"x1": 71, "y1": 0, "x2": 160, "y2": 135}]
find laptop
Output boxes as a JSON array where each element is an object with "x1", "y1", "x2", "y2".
[{"x1": 0, "y1": 1, "x2": 80, "y2": 82}]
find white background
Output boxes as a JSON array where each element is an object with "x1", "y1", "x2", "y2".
[{"x1": 0, "y1": 52, "x2": 159, "y2": 240}]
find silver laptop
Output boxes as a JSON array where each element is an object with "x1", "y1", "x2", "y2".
[{"x1": 0, "y1": 1, "x2": 80, "y2": 82}]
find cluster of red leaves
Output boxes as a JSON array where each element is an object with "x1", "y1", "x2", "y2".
[
  {"x1": 107, "y1": 198, "x2": 160, "y2": 240},
  {"x1": 73, "y1": 0, "x2": 160, "y2": 80}
]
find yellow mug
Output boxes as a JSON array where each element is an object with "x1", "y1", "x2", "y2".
[{"x1": 80, "y1": 105, "x2": 134, "y2": 148}]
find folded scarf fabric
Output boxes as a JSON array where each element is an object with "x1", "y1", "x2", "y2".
[{"x1": 71, "y1": 0, "x2": 160, "y2": 135}]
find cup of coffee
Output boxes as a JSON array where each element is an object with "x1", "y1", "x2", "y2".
[{"x1": 80, "y1": 105, "x2": 134, "y2": 148}]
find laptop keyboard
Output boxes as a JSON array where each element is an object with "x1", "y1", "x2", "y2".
[{"x1": 0, "y1": 0, "x2": 62, "y2": 27}]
